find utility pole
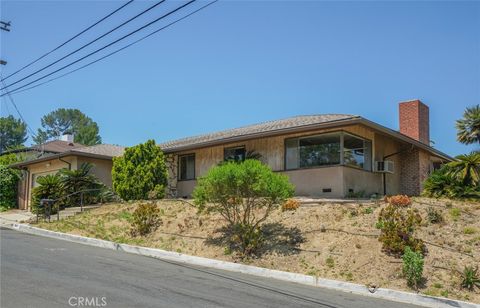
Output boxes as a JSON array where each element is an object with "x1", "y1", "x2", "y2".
[{"x1": 0, "y1": 21, "x2": 11, "y2": 66}]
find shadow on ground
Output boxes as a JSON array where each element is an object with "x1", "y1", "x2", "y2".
[{"x1": 206, "y1": 222, "x2": 305, "y2": 257}]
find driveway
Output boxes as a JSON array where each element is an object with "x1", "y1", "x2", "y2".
[{"x1": 0, "y1": 228, "x2": 421, "y2": 308}]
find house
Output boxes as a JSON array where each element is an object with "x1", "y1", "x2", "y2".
[
  {"x1": 1, "y1": 135, "x2": 85, "y2": 161},
  {"x1": 160, "y1": 100, "x2": 453, "y2": 199},
  {"x1": 11, "y1": 142, "x2": 125, "y2": 210}
]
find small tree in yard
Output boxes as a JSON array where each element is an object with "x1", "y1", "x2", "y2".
[
  {"x1": 30, "y1": 174, "x2": 62, "y2": 214},
  {"x1": 112, "y1": 140, "x2": 168, "y2": 201},
  {"x1": 193, "y1": 159, "x2": 294, "y2": 256}
]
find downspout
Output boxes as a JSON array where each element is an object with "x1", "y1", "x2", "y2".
[
  {"x1": 59, "y1": 157, "x2": 71, "y2": 170},
  {"x1": 23, "y1": 168, "x2": 30, "y2": 211},
  {"x1": 382, "y1": 145, "x2": 414, "y2": 195}
]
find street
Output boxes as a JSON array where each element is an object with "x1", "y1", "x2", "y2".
[{"x1": 0, "y1": 228, "x2": 420, "y2": 308}]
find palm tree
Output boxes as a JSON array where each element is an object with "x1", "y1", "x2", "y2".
[
  {"x1": 447, "y1": 152, "x2": 480, "y2": 186},
  {"x1": 456, "y1": 105, "x2": 480, "y2": 145},
  {"x1": 59, "y1": 163, "x2": 100, "y2": 206}
]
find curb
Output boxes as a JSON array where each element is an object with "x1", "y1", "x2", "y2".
[{"x1": 11, "y1": 223, "x2": 479, "y2": 308}]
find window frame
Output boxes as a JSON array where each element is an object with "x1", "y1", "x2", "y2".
[
  {"x1": 177, "y1": 153, "x2": 196, "y2": 181},
  {"x1": 223, "y1": 145, "x2": 246, "y2": 162},
  {"x1": 284, "y1": 130, "x2": 373, "y2": 172}
]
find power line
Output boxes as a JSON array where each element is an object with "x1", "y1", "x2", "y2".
[
  {"x1": 1, "y1": 79, "x2": 37, "y2": 138},
  {"x1": 8, "y1": 0, "x2": 218, "y2": 96},
  {"x1": 1, "y1": 0, "x2": 197, "y2": 97},
  {"x1": 1, "y1": 0, "x2": 164, "y2": 89},
  {"x1": 2, "y1": 0, "x2": 134, "y2": 81}
]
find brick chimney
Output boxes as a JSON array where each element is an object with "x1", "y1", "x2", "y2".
[{"x1": 399, "y1": 99, "x2": 430, "y2": 145}]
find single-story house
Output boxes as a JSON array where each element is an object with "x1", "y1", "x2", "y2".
[
  {"x1": 11, "y1": 142, "x2": 125, "y2": 210},
  {"x1": 160, "y1": 100, "x2": 453, "y2": 199}
]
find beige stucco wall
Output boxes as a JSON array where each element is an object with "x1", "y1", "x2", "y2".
[
  {"x1": 282, "y1": 167, "x2": 345, "y2": 197},
  {"x1": 77, "y1": 157, "x2": 114, "y2": 187}
]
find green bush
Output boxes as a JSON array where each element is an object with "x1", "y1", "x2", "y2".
[
  {"x1": 194, "y1": 159, "x2": 294, "y2": 256},
  {"x1": 402, "y1": 246, "x2": 424, "y2": 289},
  {"x1": 31, "y1": 174, "x2": 62, "y2": 214},
  {"x1": 112, "y1": 140, "x2": 168, "y2": 201},
  {"x1": 378, "y1": 203, "x2": 425, "y2": 256},
  {"x1": 422, "y1": 153, "x2": 480, "y2": 199},
  {"x1": 0, "y1": 165, "x2": 21, "y2": 211},
  {"x1": 59, "y1": 162, "x2": 101, "y2": 206},
  {"x1": 461, "y1": 266, "x2": 480, "y2": 291},
  {"x1": 130, "y1": 202, "x2": 162, "y2": 236}
]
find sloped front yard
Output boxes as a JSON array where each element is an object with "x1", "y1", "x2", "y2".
[{"x1": 35, "y1": 197, "x2": 480, "y2": 303}]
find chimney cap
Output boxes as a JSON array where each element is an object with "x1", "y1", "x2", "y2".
[{"x1": 60, "y1": 134, "x2": 74, "y2": 143}]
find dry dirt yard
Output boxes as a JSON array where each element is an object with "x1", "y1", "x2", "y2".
[{"x1": 36, "y1": 197, "x2": 480, "y2": 303}]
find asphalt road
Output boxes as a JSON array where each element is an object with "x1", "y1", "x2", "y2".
[{"x1": 0, "y1": 228, "x2": 421, "y2": 308}]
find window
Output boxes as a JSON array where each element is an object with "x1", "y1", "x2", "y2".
[
  {"x1": 343, "y1": 133, "x2": 372, "y2": 170},
  {"x1": 179, "y1": 154, "x2": 195, "y2": 180},
  {"x1": 285, "y1": 132, "x2": 372, "y2": 171},
  {"x1": 224, "y1": 146, "x2": 246, "y2": 162}
]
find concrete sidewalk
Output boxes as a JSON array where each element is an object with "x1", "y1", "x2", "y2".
[{"x1": 0, "y1": 210, "x2": 34, "y2": 226}]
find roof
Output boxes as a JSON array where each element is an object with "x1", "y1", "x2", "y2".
[
  {"x1": 10, "y1": 144, "x2": 125, "y2": 168},
  {"x1": 74, "y1": 144, "x2": 125, "y2": 157},
  {"x1": 2, "y1": 140, "x2": 85, "y2": 155},
  {"x1": 158, "y1": 114, "x2": 453, "y2": 161},
  {"x1": 159, "y1": 114, "x2": 358, "y2": 151}
]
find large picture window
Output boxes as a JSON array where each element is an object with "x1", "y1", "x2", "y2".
[
  {"x1": 179, "y1": 154, "x2": 195, "y2": 181},
  {"x1": 285, "y1": 132, "x2": 372, "y2": 171}
]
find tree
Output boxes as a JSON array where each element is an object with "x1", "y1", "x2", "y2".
[
  {"x1": 447, "y1": 152, "x2": 480, "y2": 186},
  {"x1": 193, "y1": 160, "x2": 294, "y2": 256},
  {"x1": 0, "y1": 165, "x2": 21, "y2": 211},
  {"x1": 59, "y1": 163, "x2": 101, "y2": 206},
  {"x1": 112, "y1": 140, "x2": 168, "y2": 201},
  {"x1": 33, "y1": 108, "x2": 101, "y2": 145},
  {"x1": 456, "y1": 105, "x2": 480, "y2": 145},
  {"x1": 0, "y1": 115, "x2": 27, "y2": 153}
]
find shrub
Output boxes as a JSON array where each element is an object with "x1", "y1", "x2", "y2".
[
  {"x1": 194, "y1": 160, "x2": 294, "y2": 256},
  {"x1": 0, "y1": 165, "x2": 21, "y2": 211},
  {"x1": 130, "y1": 202, "x2": 162, "y2": 236},
  {"x1": 31, "y1": 174, "x2": 62, "y2": 214},
  {"x1": 461, "y1": 266, "x2": 480, "y2": 291},
  {"x1": 422, "y1": 161, "x2": 480, "y2": 200},
  {"x1": 426, "y1": 207, "x2": 444, "y2": 224},
  {"x1": 112, "y1": 140, "x2": 168, "y2": 201},
  {"x1": 402, "y1": 247, "x2": 424, "y2": 289},
  {"x1": 385, "y1": 195, "x2": 412, "y2": 207},
  {"x1": 59, "y1": 163, "x2": 101, "y2": 206},
  {"x1": 282, "y1": 199, "x2": 300, "y2": 211},
  {"x1": 378, "y1": 203, "x2": 425, "y2": 256}
]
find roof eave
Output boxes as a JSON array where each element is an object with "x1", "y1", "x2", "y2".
[
  {"x1": 9, "y1": 151, "x2": 116, "y2": 168},
  {"x1": 161, "y1": 116, "x2": 362, "y2": 153},
  {"x1": 161, "y1": 117, "x2": 453, "y2": 162},
  {"x1": 357, "y1": 118, "x2": 454, "y2": 161}
]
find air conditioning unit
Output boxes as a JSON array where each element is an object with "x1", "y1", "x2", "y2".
[{"x1": 375, "y1": 161, "x2": 394, "y2": 173}]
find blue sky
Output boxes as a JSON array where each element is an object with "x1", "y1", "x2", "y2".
[{"x1": 1, "y1": 0, "x2": 479, "y2": 156}]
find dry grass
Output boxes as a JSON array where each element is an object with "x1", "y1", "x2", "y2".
[{"x1": 36, "y1": 197, "x2": 480, "y2": 303}]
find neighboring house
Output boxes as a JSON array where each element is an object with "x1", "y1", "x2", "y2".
[
  {"x1": 11, "y1": 143, "x2": 125, "y2": 210},
  {"x1": 1, "y1": 135, "x2": 85, "y2": 161},
  {"x1": 160, "y1": 100, "x2": 453, "y2": 199}
]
